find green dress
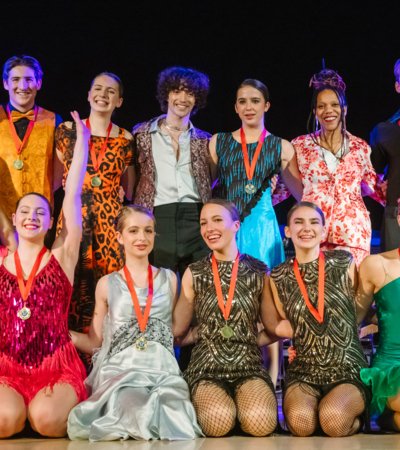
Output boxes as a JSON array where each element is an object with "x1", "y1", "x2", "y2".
[{"x1": 360, "y1": 278, "x2": 400, "y2": 415}]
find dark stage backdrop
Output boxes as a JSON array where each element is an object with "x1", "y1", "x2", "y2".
[{"x1": 2, "y1": 0, "x2": 399, "y2": 230}]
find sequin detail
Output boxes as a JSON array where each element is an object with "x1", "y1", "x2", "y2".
[
  {"x1": 109, "y1": 317, "x2": 174, "y2": 357},
  {"x1": 271, "y1": 250, "x2": 368, "y2": 388},
  {"x1": 184, "y1": 254, "x2": 273, "y2": 391},
  {"x1": 0, "y1": 255, "x2": 87, "y2": 403}
]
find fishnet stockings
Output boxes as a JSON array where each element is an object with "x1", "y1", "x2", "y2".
[
  {"x1": 284, "y1": 382, "x2": 365, "y2": 437},
  {"x1": 192, "y1": 381, "x2": 236, "y2": 437},
  {"x1": 235, "y1": 378, "x2": 277, "y2": 436},
  {"x1": 319, "y1": 383, "x2": 365, "y2": 437},
  {"x1": 284, "y1": 382, "x2": 319, "y2": 436}
]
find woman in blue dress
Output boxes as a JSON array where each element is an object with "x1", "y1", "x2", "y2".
[{"x1": 209, "y1": 78, "x2": 303, "y2": 384}]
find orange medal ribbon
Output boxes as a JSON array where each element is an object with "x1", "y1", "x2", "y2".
[
  {"x1": 6, "y1": 104, "x2": 38, "y2": 155},
  {"x1": 240, "y1": 127, "x2": 267, "y2": 182},
  {"x1": 211, "y1": 253, "x2": 240, "y2": 321},
  {"x1": 14, "y1": 246, "x2": 47, "y2": 301},
  {"x1": 293, "y1": 252, "x2": 325, "y2": 323},
  {"x1": 123, "y1": 264, "x2": 154, "y2": 333},
  {"x1": 85, "y1": 119, "x2": 112, "y2": 172}
]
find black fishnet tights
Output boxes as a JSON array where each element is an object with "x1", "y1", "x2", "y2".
[
  {"x1": 192, "y1": 381, "x2": 236, "y2": 437},
  {"x1": 192, "y1": 378, "x2": 277, "y2": 437},
  {"x1": 235, "y1": 378, "x2": 277, "y2": 436},
  {"x1": 284, "y1": 382, "x2": 365, "y2": 437}
]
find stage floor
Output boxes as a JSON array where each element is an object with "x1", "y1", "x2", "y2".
[{"x1": 2, "y1": 434, "x2": 399, "y2": 450}]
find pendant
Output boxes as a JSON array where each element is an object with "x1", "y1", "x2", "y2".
[
  {"x1": 17, "y1": 305, "x2": 31, "y2": 320},
  {"x1": 135, "y1": 335, "x2": 147, "y2": 351},
  {"x1": 245, "y1": 183, "x2": 256, "y2": 194},
  {"x1": 91, "y1": 176, "x2": 102, "y2": 187},
  {"x1": 13, "y1": 159, "x2": 24, "y2": 170},
  {"x1": 220, "y1": 324, "x2": 234, "y2": 339}
]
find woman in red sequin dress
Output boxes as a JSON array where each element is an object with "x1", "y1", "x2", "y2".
[{"x1": 0, "y1": 111, "x2": 89, "y2": 438}]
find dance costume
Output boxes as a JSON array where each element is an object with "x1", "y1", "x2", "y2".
[
  {"x1": 271, "y1": 250, "x2": 368, "y2": 397},
  {"x1": 0, "y1": 255, "x2": 86, "y2": 404},
  {"x1": 184, "y1": 254, "x2": 274, "y2": 392},
  {"x1": 68, "y1": 269, "x2": 202, "y2": 441},
  {"x1": 56, "y1": 123, "x2": 134, "y2": 337},
  {"x1": 215, "y1": 133, "x2": 284, "y2": 269}
]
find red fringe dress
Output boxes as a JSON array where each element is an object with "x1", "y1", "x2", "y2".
[{"x1": 0, "y1": 255, "x2": 87, "y2": 404}]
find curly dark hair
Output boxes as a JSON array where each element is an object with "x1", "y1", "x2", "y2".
[
  {"x1": 156, "y1": 66, "x2": 210, "y2": 115},
  {"x1": 307, "y1": 68, "x2": 347, "y2": 141}
]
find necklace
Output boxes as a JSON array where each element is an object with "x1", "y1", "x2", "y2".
[
  {"x1": 293, "y1": 252, "x2": 325, "y2": 323},
  {"x1": 211, "y1": 252, "x2": 240, "y2": 339},
  {"x1": 319, "y1": 135, "x2": 348, "y2": 162},
  {"x1": 163, "y1": 119, "x2": 188, "y2": 133}
]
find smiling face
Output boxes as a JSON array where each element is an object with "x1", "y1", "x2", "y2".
[
  {"x1": 13, "y1": 194, "x2": 52, "y2": 241},
  {"x1": 88, "y1": 74, "x2": 123, "y2": 113},
  {"x1": 285, "y1": 205, "x2": 326, "y2": 251},
  {"x1": 235, "y1": 85, "x2": 270, "y2": 127},
  {"x1": 3, "y1": 65, "x2": 42, "y2": 112},
  {"x1": 314, "y1": 89, "x2": 346, "y2": 133},
  {"x1": 116, "y1": 210, "x2": 155, "y2": 258},
  {"x1": 166, "y1": 87, "x2": 196, "y2": 120},
  {"x1": 200, "y1": 203, "x2": 240, "y2": 252}
]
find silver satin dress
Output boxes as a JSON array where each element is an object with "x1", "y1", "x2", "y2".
[{"x1": 67, "y1": 269, "x2": 203, "y2": 441}]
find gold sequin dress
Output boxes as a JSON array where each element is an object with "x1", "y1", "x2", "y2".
[
  {"x1": 271, "y1": 250, "x2": 368, "y2": 392},
  {"x1": 184, "y1": 254, "x2": 273, "y2": 392}
]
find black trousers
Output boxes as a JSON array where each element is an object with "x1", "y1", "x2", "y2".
[
  {"x1": 151, "y1": 202, "x2": 208, "y2": 371},
  {"x1": 150, "y1": 202, "x2": 208, "y2": 277},
  {"x1": 381, "y1": 206, "x2": 400, "y2": 251}
]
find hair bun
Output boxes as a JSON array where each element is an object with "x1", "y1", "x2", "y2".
[{"x1": 309, "y1": 68, "x2": 346, "y2": 92}]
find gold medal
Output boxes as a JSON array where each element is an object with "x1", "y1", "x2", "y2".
[
  {"x1": 220, "y1": 324, "x2": 234, "y2": 339},
  {"x1": 17, "y1": 305, "x2": 31, "y2": 320},
  {"x1": 245, "y1": 183, "x2": 256, "y2": 194},
  {"x1": 91, "y1": 176, "x2": 102, "y2": 187},
  {"x1": 135, "y1": 335, "x2": 148, "y2": 351},
  {"x1": 13, "y1": 159, "x2": 24, "y2": 170}
]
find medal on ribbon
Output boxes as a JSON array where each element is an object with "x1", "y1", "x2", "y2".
[
  {"x1": 240, "y1": 127, "x2": 267, "y2": 195},
  {"x1": 293, "y1": 252, "x2": 325, "y2": 324},
  {"x1": 14, "y1": 246, "x2": 48, "y2": 320},
  {"x1": 85, "y1": 119, "x2": 112, "y2": 188},
  {"x1": 123, "y1": 264, "x2": 154, "y2": 351},
  {"x1": 211, "y1": 253, "x2": 240, "y2": 340}
]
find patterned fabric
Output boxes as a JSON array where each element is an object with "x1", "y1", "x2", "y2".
[
  {"x1": 0, "y1": 255, "x2": 87, "y2": 404},
  {"x1": 214, "y1": 133, "x2": 281, "y2": 220},
  {"x1": 0, "y1": 105, "x2": 56, "y2": 219},
  {"x1": 292, "y1": 132, "x2": 385, "y2": 266},
  {"x1": 184, "y1": 254, "x2": 273, "y2": 391},
  {"x1": 132, "y1": 116, "x2": 212, "y2": 210},
  {"x1": 109, "y1": 317, "x2": 174, "y2": 357},
  {"x1": 56, "y1": 122, "x2": 134, "y2": 341},
  {"x1": 271, "y1": 250, "x2": 368, "y2": 390}
]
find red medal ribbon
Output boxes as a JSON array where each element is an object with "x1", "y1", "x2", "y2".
[
  {"x1": 211, "y1": 253, "x2": 240, "y2": 321},
  {"x1": 85, "y1": 119, "x2": 112, "y2": 172},
  {"x1": 124, "y1": 264, "x2": 154, "y2": 333},
  {"x1": 240, "y1": 127, "x2": 267, "y2": 182},
  {"x1": 6, "y1": 104, "x2": 39, "y2": 155},
  {"x1": 293, "y1": 252, "x2": 325, "y2": 323},
  {"x1": 14, "y1": 246, "x2": 47, "y2": 301}
]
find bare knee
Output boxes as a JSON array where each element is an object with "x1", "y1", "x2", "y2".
[
  {"x1": 29, "y1": 407, "x2": 67, "y2": 437},
  {"x1": 0, "y1": 408, "x2": 26, "y2": 438},
  {"x1": 284, "y1": 407, "x2": 317, "y2": 437}
]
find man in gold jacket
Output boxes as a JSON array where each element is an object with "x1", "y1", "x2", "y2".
[{"x1": 0, "y1": 55, "x2": 63, "y2": 220}]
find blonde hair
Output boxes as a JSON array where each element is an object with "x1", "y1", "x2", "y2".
[{"x1": 115, "y1": 205, "x2": 155, "y2": 233}]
